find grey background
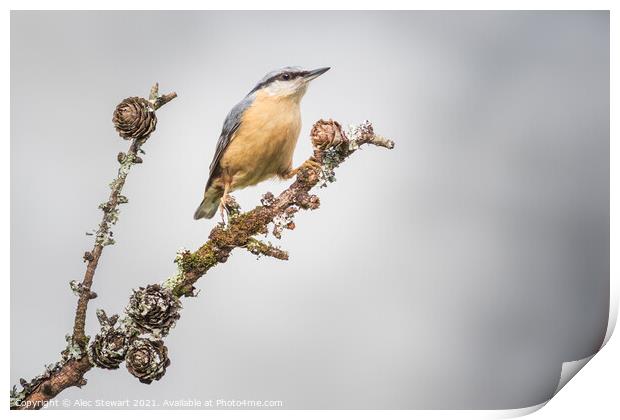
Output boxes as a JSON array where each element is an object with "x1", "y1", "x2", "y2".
[{"x1": 10, "y1": 11, "x2": 609, "y2": 409}]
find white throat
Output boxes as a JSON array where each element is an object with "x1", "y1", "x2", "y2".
[{"x1": 264, "y1": 79, "x2": 308, "y2": 101}]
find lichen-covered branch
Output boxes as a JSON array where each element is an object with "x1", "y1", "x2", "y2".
[
  {"x1": 11, "y1": 84, "x2": 176, "y2": 410},
  {"x1": 164, "y1": 119, "x2": 394, "y2": 298},
  {"x1": 11, "y1": 107, "x2": 392, "y2": 409},
  {"x1": 74, "y1": 84, "x2": 177, "y2": 346},
  {"x1": 245, "y1": 237, "x2": 289, "y2": 260}
]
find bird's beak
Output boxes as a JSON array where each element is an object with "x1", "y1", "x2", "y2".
[{"x1": 303, "y1": 67, "x2": 330, "y2": 82}]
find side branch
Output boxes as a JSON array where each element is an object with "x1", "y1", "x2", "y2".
[
  {"x1": 11, "y1": 84, "x2": 176, "y2": 410},
  {"x1": 73, "y1": 84, "x2": 177, "y2": 346}
]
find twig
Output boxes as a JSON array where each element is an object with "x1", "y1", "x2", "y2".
[
  {"x1": 73, "y1": 84, "x2": 177, "y2": 346},
  {"x1": 72, "y1": 137, "x2": 138, "y2": 347}
]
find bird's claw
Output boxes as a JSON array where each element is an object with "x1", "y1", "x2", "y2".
[
  {"x1": 300, "y1": 158, "x2": 322, "y2": 173},
  {"x1": 285, "y1": 158, "x2": 322, "y2": 179},
  {"x1": 219, "y1": 194, "x2": 240, "y2": 225}
]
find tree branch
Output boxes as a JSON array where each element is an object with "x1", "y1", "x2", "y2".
[
  {"x1": 11, "y1": 106, "x2": 393, "y2": 409},
  {"x1": 165, "y1": 119, "x2": 394, "y2": 298},
  {"x1": 73, "y1": 84, "x2": 177, "y2": 345},
  {"x1": 11, "y1": 83, "x2": 176, "y2": 410}
]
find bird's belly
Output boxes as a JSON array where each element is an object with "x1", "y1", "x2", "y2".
[{"x1": 220, "y1": 101, "x2": 301, "y2": 189}]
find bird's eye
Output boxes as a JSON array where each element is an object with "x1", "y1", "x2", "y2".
[{"x1": 281, "y1": 73, "x2": 291, "y2": 81}]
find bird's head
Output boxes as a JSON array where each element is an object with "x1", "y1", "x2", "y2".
[{"x1": 249, "y1": 66, "x2": 330, "y2": 100}]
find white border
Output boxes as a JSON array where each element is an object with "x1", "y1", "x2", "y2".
[
  {"x1": 4, "y1": 1, "x2": 616, "y2": 418},
  {"x1": 2, "y1": 0, "x2": 620, "y2": 10}
]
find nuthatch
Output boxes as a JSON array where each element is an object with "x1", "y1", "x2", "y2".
[{"x1": 194, "y1": 66, "x2": 330, "y2": 220}]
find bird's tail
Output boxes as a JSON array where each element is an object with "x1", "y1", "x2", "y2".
[{"x1": 193, "y1": 186, "x2": 222, "y2": 220}]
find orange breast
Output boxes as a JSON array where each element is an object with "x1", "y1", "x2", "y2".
[{"x1": 219, "y1": 91, "x2": 302, "y2": 189}]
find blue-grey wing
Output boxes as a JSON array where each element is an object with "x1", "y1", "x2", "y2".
[{"x1": 206, "y1": 95, "x2": 254, "y2": 188}]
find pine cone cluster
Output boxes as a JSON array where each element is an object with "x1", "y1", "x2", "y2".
[
  {"x1": 126, "y1": 284, "x2": 181, "y2": 336},
  {"x1": 311, "y1": 119, "x2": 345, "y2": 150},
  {"x1": 125, "y1": 338, "x2": 170, "y2": 384},
  {"x1": 112, "y1": 97, "x2": 157, "y2": 140}
]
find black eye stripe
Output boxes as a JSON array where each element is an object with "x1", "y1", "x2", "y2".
[
  {"x1": 249, "y1": 70, "x2": 305, "y2": 94},
  {"x1": 268, "y1": 72, "x2": 299, "y2": 84},
  {"x1": 280, "y1": 71, "x2": 303, "y2": 81}
]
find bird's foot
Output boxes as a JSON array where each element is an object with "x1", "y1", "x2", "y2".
[
  {"x1": 219, "y1": 194, "x2": 240, "y2": 225},
  {"x1": 284, "y1": 158, "x2": 322, "y2": 179}
]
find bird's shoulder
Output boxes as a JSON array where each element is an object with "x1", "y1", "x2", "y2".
[
  {"x1": 207, "y1": 94, "x2": 256, "y2": 176},
  {"x1": 221, "y1": 94, "x2": 255, "y2": 136}
]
